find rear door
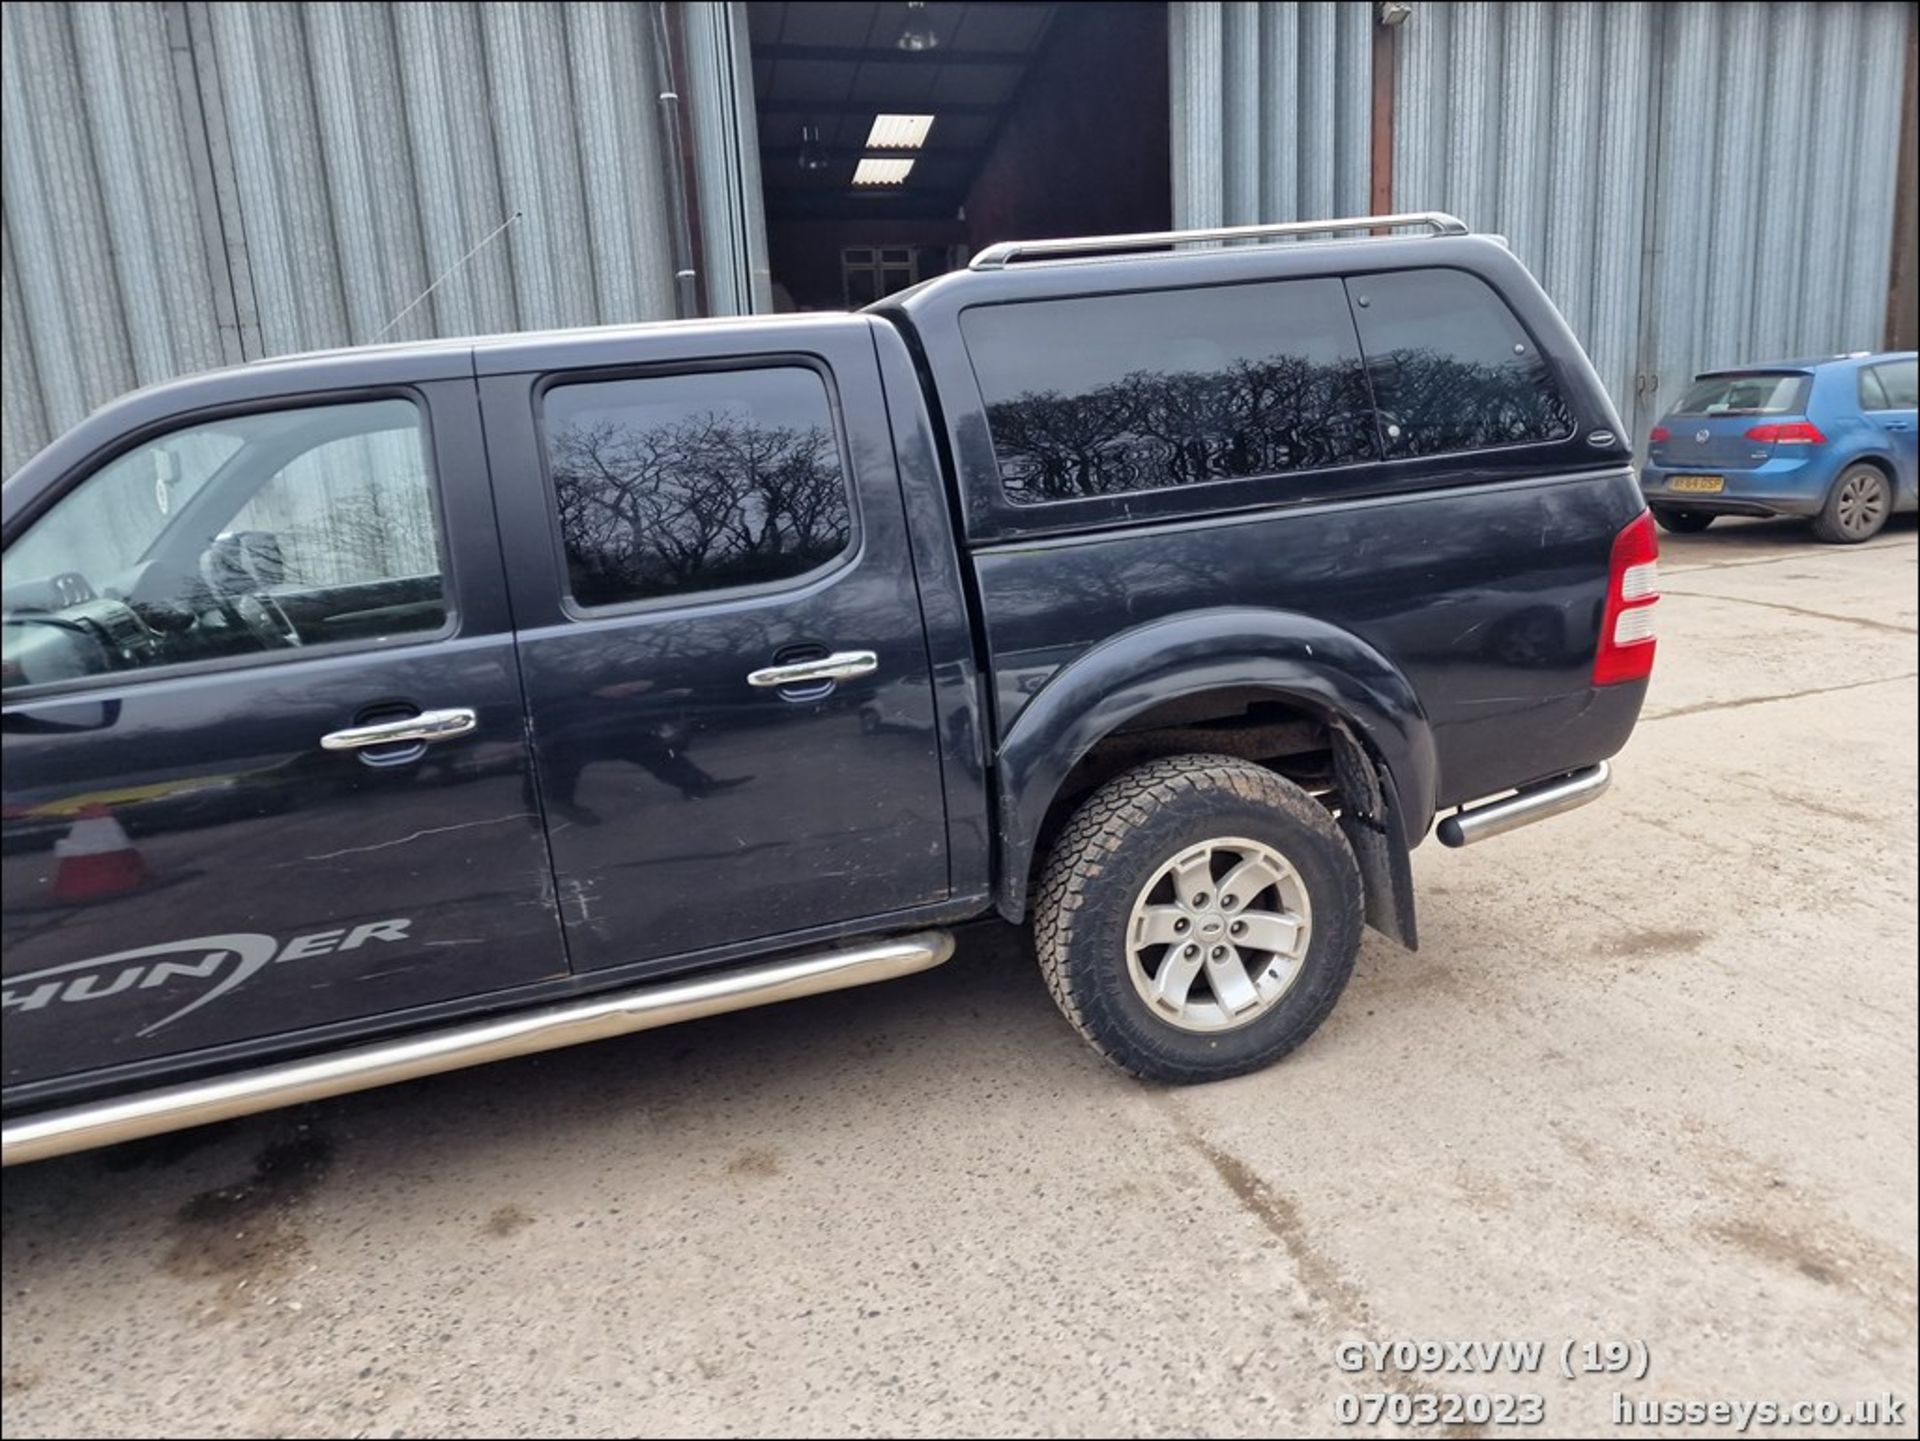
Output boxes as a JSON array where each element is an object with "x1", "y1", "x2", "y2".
[
  {"x1": 478, "y1": 319, "x2": 947, "y2": 974},
  {"x1": 1, "y1": 373, "x2": 565, "y2": 1091},
  {"x1": 1861, "y1": 357, "x2": 1918, "y2": 502}
]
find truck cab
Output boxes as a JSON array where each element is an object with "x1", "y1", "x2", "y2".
[{"x1": 2, "y1": 214, "x2": 1656, "y2": 1163}]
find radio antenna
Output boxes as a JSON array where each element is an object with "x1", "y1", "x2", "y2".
[{"x1": 373, "y1": 208, "x2": 523, "y2": 341}]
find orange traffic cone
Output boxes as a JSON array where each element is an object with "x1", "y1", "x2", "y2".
[{"x1": 51, "y1": 805, "x2": 152, "y2": 902}]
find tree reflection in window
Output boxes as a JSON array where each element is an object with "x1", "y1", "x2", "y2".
[
  {"x1": 966, "y1": 277, "x2": 1378, "y2": 506},
  {"x1": 1348, "y1": 268, "x2": 1575, "y2": 458},
  {"x1": 968, "y1": 271, "x2": 1579, "y2": 507},
  {"x1": 1363, "y1": 347, "x2": 1574, "y2": 458},
  {"x1": 984, "y1": 353, "x2": 1377, "y2": 503},
  {"x1": 545, "y1": 369, "x2": 853, "y2": 608}
]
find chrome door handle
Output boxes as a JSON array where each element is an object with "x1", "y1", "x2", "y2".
[
  {"x1": 746, "y1": 650, "x2": 878, "y2": 689},
  {"x1": 321, "y1": 708, "x2": 478, "y2": 751}
]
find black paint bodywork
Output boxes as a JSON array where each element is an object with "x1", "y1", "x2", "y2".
[
  {"x1": 2, "y1": 235, "x2": 1648, "y2": 1113},
  {"x1": 881, "y1": 234, "x2": 1645, "y2": 917},
  {"x1": 474, "y1": 321, "x2": 950, "y2": 973}
]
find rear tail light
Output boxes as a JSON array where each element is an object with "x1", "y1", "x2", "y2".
[
  {"x1": 1649, "y1": 425, "x2": 1670, "y2": 443},
  {"x1": 1594, "y1": 511, "x2": 1660, "y2": 686},
  {"x1": 1743, "y1": 420, "x2": 1826, "y2": 445}
]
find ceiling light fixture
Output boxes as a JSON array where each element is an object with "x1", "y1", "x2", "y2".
[
  {"x1": 852, "y1": 157, "x2": 915, "y2": 186},
  {"x1": 896, "y1": 1, "x2": 940, "y2": 52},
  {"x1": 796, "y1": 122, "x2": 830, "y2": 172},
  {"x1": 865, "y1": 113, "x2": 935, "y2": 149}
]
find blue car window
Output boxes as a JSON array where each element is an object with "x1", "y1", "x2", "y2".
[
  {"x1": 1869, "y1": 359, "x2": 1917, "y2": 410},
  {"x1": 1859, "y1": 368, "x2": 1891, "y2": 410},
  {"x1": 1674, "y1": 373, "x2": 1809, "y2": 416}
]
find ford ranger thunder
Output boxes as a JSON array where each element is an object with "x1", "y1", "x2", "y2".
[{"x1": 0, "y1": 214, "x2": 1657, "y2": 1163}]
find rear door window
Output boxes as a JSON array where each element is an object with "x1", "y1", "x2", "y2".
[
  {"x1": 962, "y1": 278, "x2": 1376, "y2": 504},
  {"x1": 1345, "y1": 268, "x2": 1574, "y2": 458},
  {"x1": 1865, "y1": 358, "x2": 1917, "y2": 410},
  {"x1": 540, "y1": 367, "x2": 855, "y2": 609},
  {"x1": 1674, "y1": 372, "x2": 1811, "y2": 416}
]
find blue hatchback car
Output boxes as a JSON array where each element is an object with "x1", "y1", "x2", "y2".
[{"x1": 1641, "y1": 351, "x2": 1917, "y2": 543}]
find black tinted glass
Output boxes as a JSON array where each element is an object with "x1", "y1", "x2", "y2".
[
  {"x1": 544, "y1": 368, "x2": 853, "y2": 608},
  {"x1": 1347, "y1": 269, "x2": 1574, "y2": 457},
  {"x1": 963, "y1": 278, "x2": 1377, "y2": 505}
]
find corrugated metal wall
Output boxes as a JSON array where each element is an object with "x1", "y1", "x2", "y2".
[
  {"x1": 1393, "y1": 1, "x2": 1654, "y2": 424},
  {"x1": 1393, "y1": 0, "x2": 1911, "y2": 438},
  {"x1": 2, "y1": 2, "x2": 231, "y2": 471},
  {"x1": 1171, "y1": 2, "x2": 1374, "y2": 229},
  {"x1": 11, "y1": 2, "x2": 1909, "y2": 478},
  {"x1": 1171, "y1": 1, "x2": 1912, "y2": 444},
  {"x1": 684, "y1": 2, "x2": 771, "y2": 317},
  {"x1": 1, "y1": 0, "x2": 685, "y2": 478}
]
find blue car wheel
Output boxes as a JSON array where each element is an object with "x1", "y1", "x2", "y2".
[{"x1": 1812, "y1": 463, "x2": 1894, "y2": 544}]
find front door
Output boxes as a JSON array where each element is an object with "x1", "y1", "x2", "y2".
[
  {"x1": 1, "y1": 381, "x2": 565, "y2": 1090},
  {"x1": 479, "y1": 320, "x2": 948, "y2": 973}
]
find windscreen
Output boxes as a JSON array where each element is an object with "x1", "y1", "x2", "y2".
[{"x1": 1673, "y1": 372, "x2": 1810, "y2": 416}]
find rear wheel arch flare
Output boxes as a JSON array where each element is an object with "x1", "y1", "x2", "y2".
[{"x1": 990, "y1": 607, "x2": 1438, "y2": 923}]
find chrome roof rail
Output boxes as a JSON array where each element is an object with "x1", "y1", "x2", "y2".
[{"x1": 969, "y1": 212, "x2": 1470, "y2": 271}]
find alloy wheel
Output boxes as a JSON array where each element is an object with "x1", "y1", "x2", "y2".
[{"x1": 1125, "y1": 836, "x2": 1313, "y2": 1033}]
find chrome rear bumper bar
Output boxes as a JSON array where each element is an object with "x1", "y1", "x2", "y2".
[
  {"x1": 1436, "y1": 763, "x2": 1612, "y2": 848},
  {"x1": 2, "y1": 930, "x2": 955, "y2": 1167}
]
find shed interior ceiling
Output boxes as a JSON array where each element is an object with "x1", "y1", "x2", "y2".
[{"x1": 748, "y1": 1, "x2": 1058, "y2": 219}]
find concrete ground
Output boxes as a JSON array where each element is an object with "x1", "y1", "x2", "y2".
[{"x1": 3, "y1": 516, "x2": 1916, "y2": 1439}]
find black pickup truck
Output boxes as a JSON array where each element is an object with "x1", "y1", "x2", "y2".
[{"x1": 0, "y1": 214, "x2": 1658, "y2": 1163}]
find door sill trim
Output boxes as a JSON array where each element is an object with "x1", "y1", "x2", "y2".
[{"x1": 2, "y1": 930, "x2": 955, "y2": 1166}]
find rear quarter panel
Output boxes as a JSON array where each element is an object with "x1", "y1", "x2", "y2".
[
  {"x1": 885, "y1": 235, "x2": 1650, "y2": 830},
  {"x1": 973, "y1": 466, "x2": 1650, "y2": 818}
]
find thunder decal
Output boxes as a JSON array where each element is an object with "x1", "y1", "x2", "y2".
[{"x1": 1, "y1": 919, "x2": 413, "y2": 1036}]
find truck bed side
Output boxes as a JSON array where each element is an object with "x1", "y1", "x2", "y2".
[
  {"x1": 969, "y1": 466, "x2": 1647, "y2": 816},
  {"x1": 879, "y1": 233, "x2": 1651, "y2": 918}
]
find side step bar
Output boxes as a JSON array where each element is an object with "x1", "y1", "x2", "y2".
[
  {"x1": 2, "y1": 930, "x2": 955, "y2": 1167},
  {"x1": 1436, "y1": 763, "x2": 1611, "y2": 848}
]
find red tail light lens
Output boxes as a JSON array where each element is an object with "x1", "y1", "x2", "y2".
[
  {"x1": 1649, "y1": 426, "x2": 1670, "y2": 443},
  {"x1": 1743, "y1": 421, "x2": 1826, "y2": 445},
  {"x1": 1594, "y1": 511, "x2": 1659, "y2": 686}
]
